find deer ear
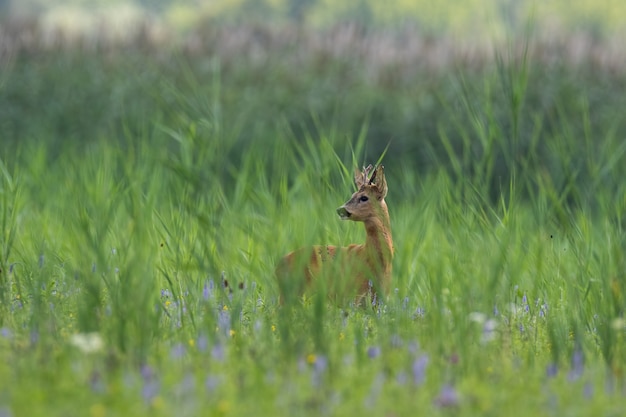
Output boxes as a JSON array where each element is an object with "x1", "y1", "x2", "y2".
[{"x1": 372, "y1": 165, "x2": 387, "y2": 199}]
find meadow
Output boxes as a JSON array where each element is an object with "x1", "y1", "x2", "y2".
[{"x1": 1, "y1": 16, "x2": 626, "y2": 416}]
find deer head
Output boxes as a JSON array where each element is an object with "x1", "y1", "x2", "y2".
[{"x1": 337, "y1": 165, "x2": 388, "y2": 221}]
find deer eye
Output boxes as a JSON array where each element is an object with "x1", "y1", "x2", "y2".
[{"x1": 359, "y1": 195, "x2": 369, "y2": 202}]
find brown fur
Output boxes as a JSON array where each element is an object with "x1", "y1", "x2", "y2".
[{"x1": 276, "y1": 165, "x2": 394, "y2": 305}]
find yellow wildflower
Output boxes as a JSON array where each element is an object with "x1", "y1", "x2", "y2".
[
  {"x1": 218, "y1": 400, "x2": 231, "y2": 414},
  {"x1": 90, "y1": 404, "x2": 106, "y2": 417}
]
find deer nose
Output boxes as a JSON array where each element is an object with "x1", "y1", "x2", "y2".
[{"x1": 337, "y1": 206, "x2": 351, "y2": 219}]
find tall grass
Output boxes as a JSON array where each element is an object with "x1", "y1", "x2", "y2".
[
  {"x1": 2, "y1": 124, "x2": 624, "y2": 415},
  {"x1": 0, "y1": 22, "x2": 625, "y2": 416}
]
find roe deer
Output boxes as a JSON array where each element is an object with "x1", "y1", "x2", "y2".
[{"x1": 276, "y1": 164, "x2": 393, "y2": 306}]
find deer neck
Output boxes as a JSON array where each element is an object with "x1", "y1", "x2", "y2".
[{"x1": 363, "y1": 202, "x2": 393, "y2": 267}]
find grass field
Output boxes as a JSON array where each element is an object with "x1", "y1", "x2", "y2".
[{"x1": 1, "y1": 16, "x2": 626, "y2": 417}]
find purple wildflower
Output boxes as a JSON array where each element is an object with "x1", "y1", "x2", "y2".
[
  {"x1": 367, "y1": 346, "x2": 381, "y2": 359},
  {"x1": 170, "y1": 343, "x2": 186, "y2": 359},
  {"x1": 413, "y1": 307, "x2": 425, "y2": 318},
  {"x1": 197, "y1": 334, "x2": 209, "y2": 352},
  {"x1": 30, "y1": 330, "x2": 39, "y2": 346},
  {"x1": 90, "y1": 370, "x2": 106, "y2": 394},
  {"x1": 205, "y1": 375, "x2": 221, "y2": 393},
  {"x1": 140, "y1": 365, "x2": 160, "y2": 403},
  {"x1": 522, "y1": 294, "x2": 529, "y2": 312},
  {"x1": 546, "y1": 363, "x2": 558, "y2": 378},
  {"x1": 311, "y1": 355, "x2": 328, "y2": 388},
  {"x1": 568, "y1": 349, "x2": 584, "y2": 382},
  {"x1": 142, "y1": 379, "x2": 160, "y2": 403},
  {"x1": 203, "y1": 280, "x2": 212, "y2": 300},
  {"x1": 217, "y1": 309, "x2": 231, "y2": 336},
  {"x1": 39, "y1": 254, "x2": 44, "y2": 268},
  {"x1": 211, "y1": 343, "x2": 226, "y2": 362},
  {"x1": 314, "y1": 355, "x2": 328, "y2": 373},
  {"x1": 408, "y1": 340, "x2": 420, "y2": 355},
  {"x1": 0, "y1": 328, "x2": 12, "y2": 339},
  {"x1": 0, "y1": 406, "x2": 13, "y2": 417},
  {"x1": 435, "y1": 384, "x2": 459, "y2": 408},
  {"x1": 493, "y1": 304, "x2": 499, "y2": 316},
  {"x1": 412, "y1": 355, "x2": 429, "y2": 385},
  {"x1": 141, "y1": 364, "x2": 155, "y2": 380},
  {"x1": 583, "y1": 382, "x2": 593, "y2": 399}
]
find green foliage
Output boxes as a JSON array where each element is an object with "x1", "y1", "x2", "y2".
[{"x1": 0, "y1": 25, "x2": 625, "y2": 417}]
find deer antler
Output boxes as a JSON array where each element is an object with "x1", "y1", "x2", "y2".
[
  {"x1": 369, "y1": 165, "x2": 378, "y2": 185},
  {"x1": 363, "y1": 164, "x2": 374, "y2": 185}
]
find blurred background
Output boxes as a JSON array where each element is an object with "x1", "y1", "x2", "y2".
[
  {"x1": 3, "y1": 0, "x2": 626, "y2": 39},
  {"x1": 1, "y1": 0, "x2": 625, "y2": 207}
]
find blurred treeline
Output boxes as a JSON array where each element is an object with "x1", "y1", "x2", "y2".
[
  {"x1": 0, "y1": 1, "x2": 625, "y2": 210},
  {"x1": 4, "y1": 0, "x2": 626, "y2": 36}
]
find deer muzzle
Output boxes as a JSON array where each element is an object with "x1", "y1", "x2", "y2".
[{"x1": 337, "y1": 206, "x2": 351, "y2": 220}]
